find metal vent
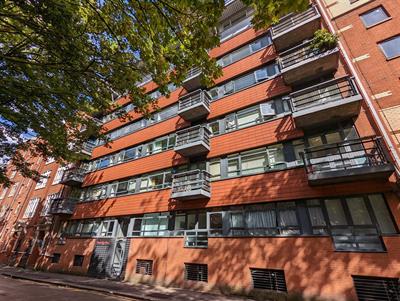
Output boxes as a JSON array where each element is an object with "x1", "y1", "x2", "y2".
[
  {"x1": 353, "y1": 276, "x2": 400, "y2": 301},
  {"x1": 135, "y1": 259, "x2": 153, "y2": 276},
  {"x1": 185, "y1": 263, "x2": 208, "y2": 282},
  {"x1": 250, "y1": 268, "x2": 287, "y2": 292}
]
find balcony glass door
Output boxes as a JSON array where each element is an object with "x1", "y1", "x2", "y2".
[{"x1": 306, "y1": 127, "x2": 362, "y2": 172}]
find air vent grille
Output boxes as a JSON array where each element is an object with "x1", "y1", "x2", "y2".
[
  {"x1": 135, "y1": 259, "x2": 153, "y2": 276},
  {"x1": 185, "y1": 263, "x2": 208, "y2": 282},
  {"x1": 250, "y1": 268, "x2": 287, "y2": 292},
  {"x1": 353, "y1": 276, "x2": 400, "y2": 301}
]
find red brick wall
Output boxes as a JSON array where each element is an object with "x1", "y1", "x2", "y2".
[
  {"x1": 38, "y1": 238, "x2": 95, "y2": 274},
  {"x1": 124, "y1": 234, "x2": 400, "y2": 300},
  {"x1": 328, "y1": 0, "x2": 400, "y2": 156}
]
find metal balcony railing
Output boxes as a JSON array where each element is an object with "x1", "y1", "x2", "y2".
[
  {"x1": 279, "y1": 41, "x2": 338, "y2": 70},
  {"x1": 60, "y1": 167, "x2": 85, "y2": 186},
  {"x1": 171, "y1": 170, "x2": 211, "y2": 199},
  {"x1": 271, "y1": 6, "x2": 319, "y2": 37},
  {"x1": 81, "y1": 140, "x2": 96, "y2": 155},
  {"x1": 175, "y1": 125, "x2": 210, "y2": 149},
  {"x1": 290, "y1": 76, "x2": 359, "y2": 112},
  {"x1": 185, "y1": 67, "x2": 201, "y2": 81},
  {"x1": 184, "y1": 230, "x2": 208, "y2": 248},
  {"x1": 301, "y1": 136, "x2": 391, "y2": 175},
  {"x1": 178, "y1": 90, "x2": 211, "y2": 112},
  {"x1": 49, "y1": 197, "x2": 77, "y2": 215},
  {"x1": 220, "y1": 14, "x2": 253, "y2": 42}
]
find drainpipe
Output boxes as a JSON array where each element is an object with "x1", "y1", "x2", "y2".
[{"x1": 315, "y1": 0, "x2": 400, "y2": 177}]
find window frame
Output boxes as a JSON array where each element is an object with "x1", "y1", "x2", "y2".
[
  {"x1": 379, "y1": 35, "x2": 400, "y2": 60},
  {"x1": 360, "y1": 6, "x2": 391, "y2": 28}
]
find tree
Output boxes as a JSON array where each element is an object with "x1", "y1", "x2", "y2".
[{"x1": 0, "y1": 0, "x2": 307, "y2": 186}]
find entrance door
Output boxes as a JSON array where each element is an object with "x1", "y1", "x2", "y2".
[
  {"x1": 109, "y1": 218, "x2": 129, "y2": 279},
  {"x1": 110, "y1": 238, "x2": 126, "y2": 278}
]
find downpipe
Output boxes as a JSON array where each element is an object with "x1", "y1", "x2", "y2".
[{"x1": 315, "y1": 0, "x2": 400, "y2": 178}]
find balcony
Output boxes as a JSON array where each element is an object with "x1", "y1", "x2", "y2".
[
  {"x1": 174, "y1": 125, "x2": 210, "y2": 157},
  {"x1": 271, "y1": 5, "x2": 321, "y2": 51},
  {"x1": 182, "y1": 67, "x2": 202, "y2": 92},
  {"x1": 220, "y1": 1, "x2": 247, "y2": 23},
  {"x1": 219, "y1": 13, "x2": 253, "y2": 43},
  {"x1": 171, "y1": 170, "x2": 211, "y2": 200},
  {"x1": 60, "y1": 168, "x2": 85, "y2": 187},
  {"x1": 290, "y1": 76, "x2": 362, "y2": 128},
  {"x1": 49, "y1": 197, "x2": 77, "y2": 215},
  {"x1": 178, "y1": 90, "x2": 210, "y2": 121},
  {"x1": 301, "y1": 136, "x2": 394, "y2": 186},
  {"x1": 279, "y1": 41, "x2": 339, "y2": 85},
  {"x1": 81, "y1": 140, "x2": 96, "y2": 156}
]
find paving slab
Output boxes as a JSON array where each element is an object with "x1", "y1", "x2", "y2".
[{"x1": 0, "y1": 265, "x2": 252, "y2": 301}]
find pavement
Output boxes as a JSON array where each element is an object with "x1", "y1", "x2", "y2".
[
  {"x1": 0, "y1": 275, "x2": 129, "y2": 301},
  {"x1": 0, "y1": 265, "x2": 252, "y2": 301}
]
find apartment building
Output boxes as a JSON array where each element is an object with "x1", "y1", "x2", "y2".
[{"x1": 0, "y1": 1, "x2": 399, "y2": 300}]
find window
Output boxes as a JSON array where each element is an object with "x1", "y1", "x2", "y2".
[
  {"x1": 277, "y1": 202, "x2": 300, "y2": 235},
  {"x1": 8, "y1": 183, "x2": 18, "y2": 197},
  {"x1": 41, "y1": 193, "x2": 59, "y2": 216},
  {"x1": 45, "y1": 157, "x2": 55, "y2": 164},
  {"x1": 241, "y1": 148, "x2": 266, "y2": 175},
  {"x1": 51, "y1": 253, "x2": 61, "y2": 263},
  {"x1": 209, "y1": 63, "x2": 279, "y2": 101},
  {"x1": 131, "y1": 213, "x2": 169, "y2": 237},
  {"x1": 35, "y1": 170, "x2": 51, "y2": 189},
  {"x1": 224, "y1": 144, "x2": 287, "y2": 179},
  {"x1": 139, "y1": 171, "x2": 172, "y2": 192},
  {"x1": 325, "y1": 197, "x2": 388, "y2": 251},
  {"x1": 98, "y1": 220, "x2": 116, "y2": 237},
  {"x1": 250, "y1": 268, "x2": 287, "y2": 292},
  {"x1": 368, "y1": 194, "x2": 396, "y2": 234},
  {"x1": 379, "y1": 36, "x2": 400, "y2": 59},
  {"x1": 81, "y1": 169, "x2": 172, "y2": 201},
  {"x1": 116, "y1": 180, "x2": 133, "y2": 196},
  {"x1": 135, "y1": 259, "x2": 153, "y2": 275},
  {"x1": 245, "y1": 204, "x2": 277, "y2": 236},
  {"x1": 0, "y1": 187, "x2": 8, "y2": 199},
  {"x1": 97, "y1": 104, "x2": 178, "y2": 146},
  {"x1": 89, "y1": 134, "x2": 175, "y2": 170},
  {"x1": 352, "y1": 275, "x2": 400, "y2": 301},
  {"x1": 65, "y1": 194, "x2": 397, "y2": 246},
  {"x1": 360, "y1": 6, "x2": 390, "y2": 28},
  {"x1": 52, "y1": 167, "x2": 65, "y2": 185},
  {"x1": 73, "y1": 255, "x2": 84, "y2": 267},
  {"x1": 306, "y1": 199, "x2": 328, "y2": 235},
  {"x1": 207, "y1": 97, "x2": 289, "y2": 136},
  {"x1": 101, "y1": 103, "x2": 136, "y2": 123},
  {"x1": 208, "y1": 212, "x2": 223, "y2": 235},
  {"x1": 209, "y1": 160, "x2": 221, "y2": 180},
  {"x1": 185, "y1": 263, "x2": 208, "y2": 282},
  {"x1": 23, "y1": 197, "x2": 40, "y2": 219}
]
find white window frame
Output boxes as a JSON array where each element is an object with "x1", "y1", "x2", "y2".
[
  {"x1": 52, "y1": 167, "x2": 66, "y2": 185},
  {"x1": 45, "y1": 157, "x2": 55, "y2": 164},
  {"x1": 23, "y1": 197, "x2": 40, "y2": 219},
  {"x1": 41, "y1": 193, "x2": 59, "y2": 216},
  {"x1": 0, "y1": 187, "x2": 8, "y2": 199},
  {"x1": 8, "y1": 183, "x2": 18, "y2": 197},
  {"x1": 35, "y1": 170, "x2": 51, "y2": 190}
]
